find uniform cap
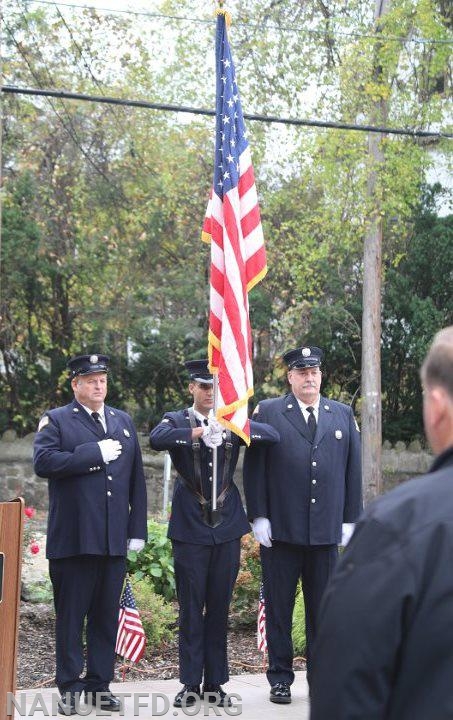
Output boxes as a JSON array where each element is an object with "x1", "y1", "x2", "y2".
[
  {"x1": 283, "y1": 346, "x2": 323, "y2": 369},
  {"x1": 184, "y1": 359, "x2": 213, "y2": 385},
  {"x1": 68, "y1": 354, "x2": 109, "y2": 378}
]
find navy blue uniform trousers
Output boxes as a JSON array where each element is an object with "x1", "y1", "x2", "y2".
[
  {"x1": 172, "y1": 539, "x2": 241, "y2": 686},
  {"x1": 49, "y1": 555, "x2": 126, "y2": 693},
  {"x1": 260, "y1": 542, "x2": 338, "y2": 685}
]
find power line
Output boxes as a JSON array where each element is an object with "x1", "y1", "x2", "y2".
[
  {"x1": 52, "y1": 4, "x2": 149, "y2": 168},
  {"x1": 2, "y1": 84, "x2": 452, "y2": 139},
  {"x1": 3, "y1": 19, "x2": 130, "y2": 203},
  {"x1": 19, "y1": 0, "x2": 453, "y2": 46}
]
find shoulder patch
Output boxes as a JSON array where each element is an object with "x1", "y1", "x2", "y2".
[{"x1": 38, "y1": 415, "x2": 50, "y2": 432}]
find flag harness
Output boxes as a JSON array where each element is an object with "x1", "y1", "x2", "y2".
[{"x1": 187, "y1": 407, "x2": 233, "y2": 527}]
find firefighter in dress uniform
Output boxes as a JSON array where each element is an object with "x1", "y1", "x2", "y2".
[
  {"x1": 33, "y1": 354, "x2": 147, "y2": 715},
  {"x1": 149, "y1": 359, "x2": 280, "y2": 708},
  {"x1": 243, "y1": 345, "x2": 362, "y2": 703}
]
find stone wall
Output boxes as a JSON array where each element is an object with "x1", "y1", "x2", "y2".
[
  {"x1": 382, "y1": 439, "x2": 432, "y2": 491},
  {"x1": 0, "y1": 430, "x2": 432, "y2": 513},
  {"x1": 0, "y1": 430, "x2": 246, "y2": 516}
]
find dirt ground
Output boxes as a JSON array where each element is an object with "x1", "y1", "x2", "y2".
[{"x1": 17, "y1": 602, "x2": 306, "y2": 690}]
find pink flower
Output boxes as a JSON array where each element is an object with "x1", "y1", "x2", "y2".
[
  {"x1": 25, "y1": 507, "x2": 36, "y2": 519},
  {"x1": 30, "y1": 542, "x2": 40, "y2": 555}
]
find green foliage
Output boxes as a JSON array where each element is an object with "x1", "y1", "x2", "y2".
[
  {"x1": 127, "y1": 520, "x2": 176, "y2": 601},
  {"x1": 129, "y1": 317, "x2": 208, "y2": 428},
  {"x1": 1, "y1": 0, "x2": 451, "y2": 442},
  {"x1": 22, "y1": 578, "x2": 54, "y2": 604},
  {"x1": 129, "y1": 577, "x2": 177, "y2": 649},
  {"x1": 292, "y1": 586, "x2": 306, "y2": 657},
  {"x1": 382, "y1": 208, "x2": 453, "y2": 442},
  {"x1": 230, "y1": 534, "x2": 262, "y2": 626}
]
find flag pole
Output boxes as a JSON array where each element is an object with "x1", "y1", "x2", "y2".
[{"x1": 211, "y1": 374, "x2": 219, "y2": 515}]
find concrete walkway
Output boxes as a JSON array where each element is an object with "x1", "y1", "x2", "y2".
[{"x1": 13, "y1": 672, "x2": 309, "y2": 719}]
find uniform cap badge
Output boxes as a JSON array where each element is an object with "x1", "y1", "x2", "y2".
[
  {"x1": 89, "y1": 354, "x2": 99, "y2": 364},
  {"x1": 302, "y1": 347, "x2": 311, "y2": 357},
  {"x1": 335, "y1": 429, "x2": 343, "y2": 439}
]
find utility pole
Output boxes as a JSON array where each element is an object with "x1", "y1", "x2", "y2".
[{"x1": 361, "y1": 0, "x2": 390, "y2": 505}]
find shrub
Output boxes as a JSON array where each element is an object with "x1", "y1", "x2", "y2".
[
  {"x1": 292, "y1": 585, "x2": 306, "y2": 656},
  {"x1": 129, "y1": 577, "x2": 177, "y2": 649},
  {"x1": 230, "y1": 533, "x2": 262, "y2": 626},
  {"x1": 21, "y1": 578, "x2": 54, "y2": 604},
  {"x1": 126, "y1": 520, "x2": 176, "y2": 601}
]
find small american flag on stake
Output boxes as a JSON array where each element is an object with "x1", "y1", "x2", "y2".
[
  {"x1": 115, "y1": 578, "x2": 146, "y2": 664},
  {"x1": 257, "y1": 582, "x2": 267, "y2": 654}
]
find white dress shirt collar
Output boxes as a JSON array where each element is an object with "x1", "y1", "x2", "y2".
[
  {"x1": 192, "y1": 405, "x2": 209, "y2": 425},
  {"x1": 295, "y1": 397, "x2": 320, "y2": 421},
  {"x1": 81, "y1": 403, "x2": 106, "y2": 430}
]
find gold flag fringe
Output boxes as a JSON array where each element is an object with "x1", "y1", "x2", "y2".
[{"x1": 215, "y1": 6, "x2": 232, "y2": 28}]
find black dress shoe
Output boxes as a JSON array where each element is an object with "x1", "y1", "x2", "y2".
[
  {"x1": 85, "y1": 691, "x2": 122, "y2": 711},
  {"x1": 57, "y1": 692, "x2": 79, "y2": 715},
  {"x1": 202, "y1": 684, "x2": 232, "y2": 707},
  {"x1": 173, "y1": 685, "x2": 201, "y2": 708},
  {"x1": 270, "y1": 682, "x2": 291, "y2": 704}
]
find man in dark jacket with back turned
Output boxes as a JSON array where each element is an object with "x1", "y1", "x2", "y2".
[
  {"x1": 310, "y1": 325, "x2": 453, "y2": 720},
  {"x1": 243, "y1": 345, "x2": 362, "y2": 703},
  {"x1": 150, "y1": 358, "x2": 279, "y2": 709},
  {"x1": 34, "y1": 354, "x2": 147, "y2": 715}
]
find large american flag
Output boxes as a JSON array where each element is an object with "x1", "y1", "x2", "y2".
[
  {"x1": 202, "y1": 11, "x2": 267, "y2": 445},
  {"x1": 257, "y1": 582, "x2": 267, "y2": 653},
  {"x1": 115, "y1": 579, "x2": 146, "y2": 663}
]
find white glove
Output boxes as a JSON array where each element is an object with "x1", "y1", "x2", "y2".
[
  {"x1": 97, "y1": 439, "x2": 122, "y2": 463},
  {"x1": 252, "y1": 517, "x2": 273, "y2": 547},
  {"x1": 208, "y1": 411, "x2": 224, "y2": 435},
  {"x1": 341, "y1": 522, "x2": 355, "y2": 547},
  {"x1": 128, "y1": 538, "x2": 145, "y2": 552},
  {"x1": 202, "y1": 430, "x2": 223, "y2": 448},
  {"x1": 201, "y1": 415, "x2": 223, "y2": 449},
  {"x1": 201, "y1": 423, "x2": 211, "y2": 439}
]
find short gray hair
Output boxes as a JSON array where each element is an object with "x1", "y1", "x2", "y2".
[{"x1": 420, "y1": 326, "x2": 453, "y2": 397}]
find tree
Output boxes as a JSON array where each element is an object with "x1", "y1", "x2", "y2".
[
  {"x1": 382, "y1": 203, "x2": 453, "y2": 442},
  {"x1": 1, "y1": 0, "x2": 451, "y2": 445}
]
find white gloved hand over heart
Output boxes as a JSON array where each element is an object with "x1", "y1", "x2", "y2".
[{"x1": 97, "y1": 439, "x2": 122, "y2": 463}]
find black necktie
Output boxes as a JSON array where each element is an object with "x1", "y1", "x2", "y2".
[
  {"x1": 306, "y1": 406, "x2": 317, "y2": 441},
  {"x1": 91, "y1": 411, "x2": 105, "y2": 436}
]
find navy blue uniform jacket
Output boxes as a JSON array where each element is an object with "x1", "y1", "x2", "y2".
[
  {"x1": 33, "y1": 400, "x2": 148, "y2": 559},
  {"x1": 243, "y1": 393, "x2": 362, "y2": 545},
  {"x1": 311, "y1": 447, "x2": 453, "y2": 720},
  {"x1": 150, "y1": 409, "x2": 280, "y2": 545}
]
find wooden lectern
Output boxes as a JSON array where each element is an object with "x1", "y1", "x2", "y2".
[{"x1": 0, "y1": 499, "x2": 24, "y2": 720}]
